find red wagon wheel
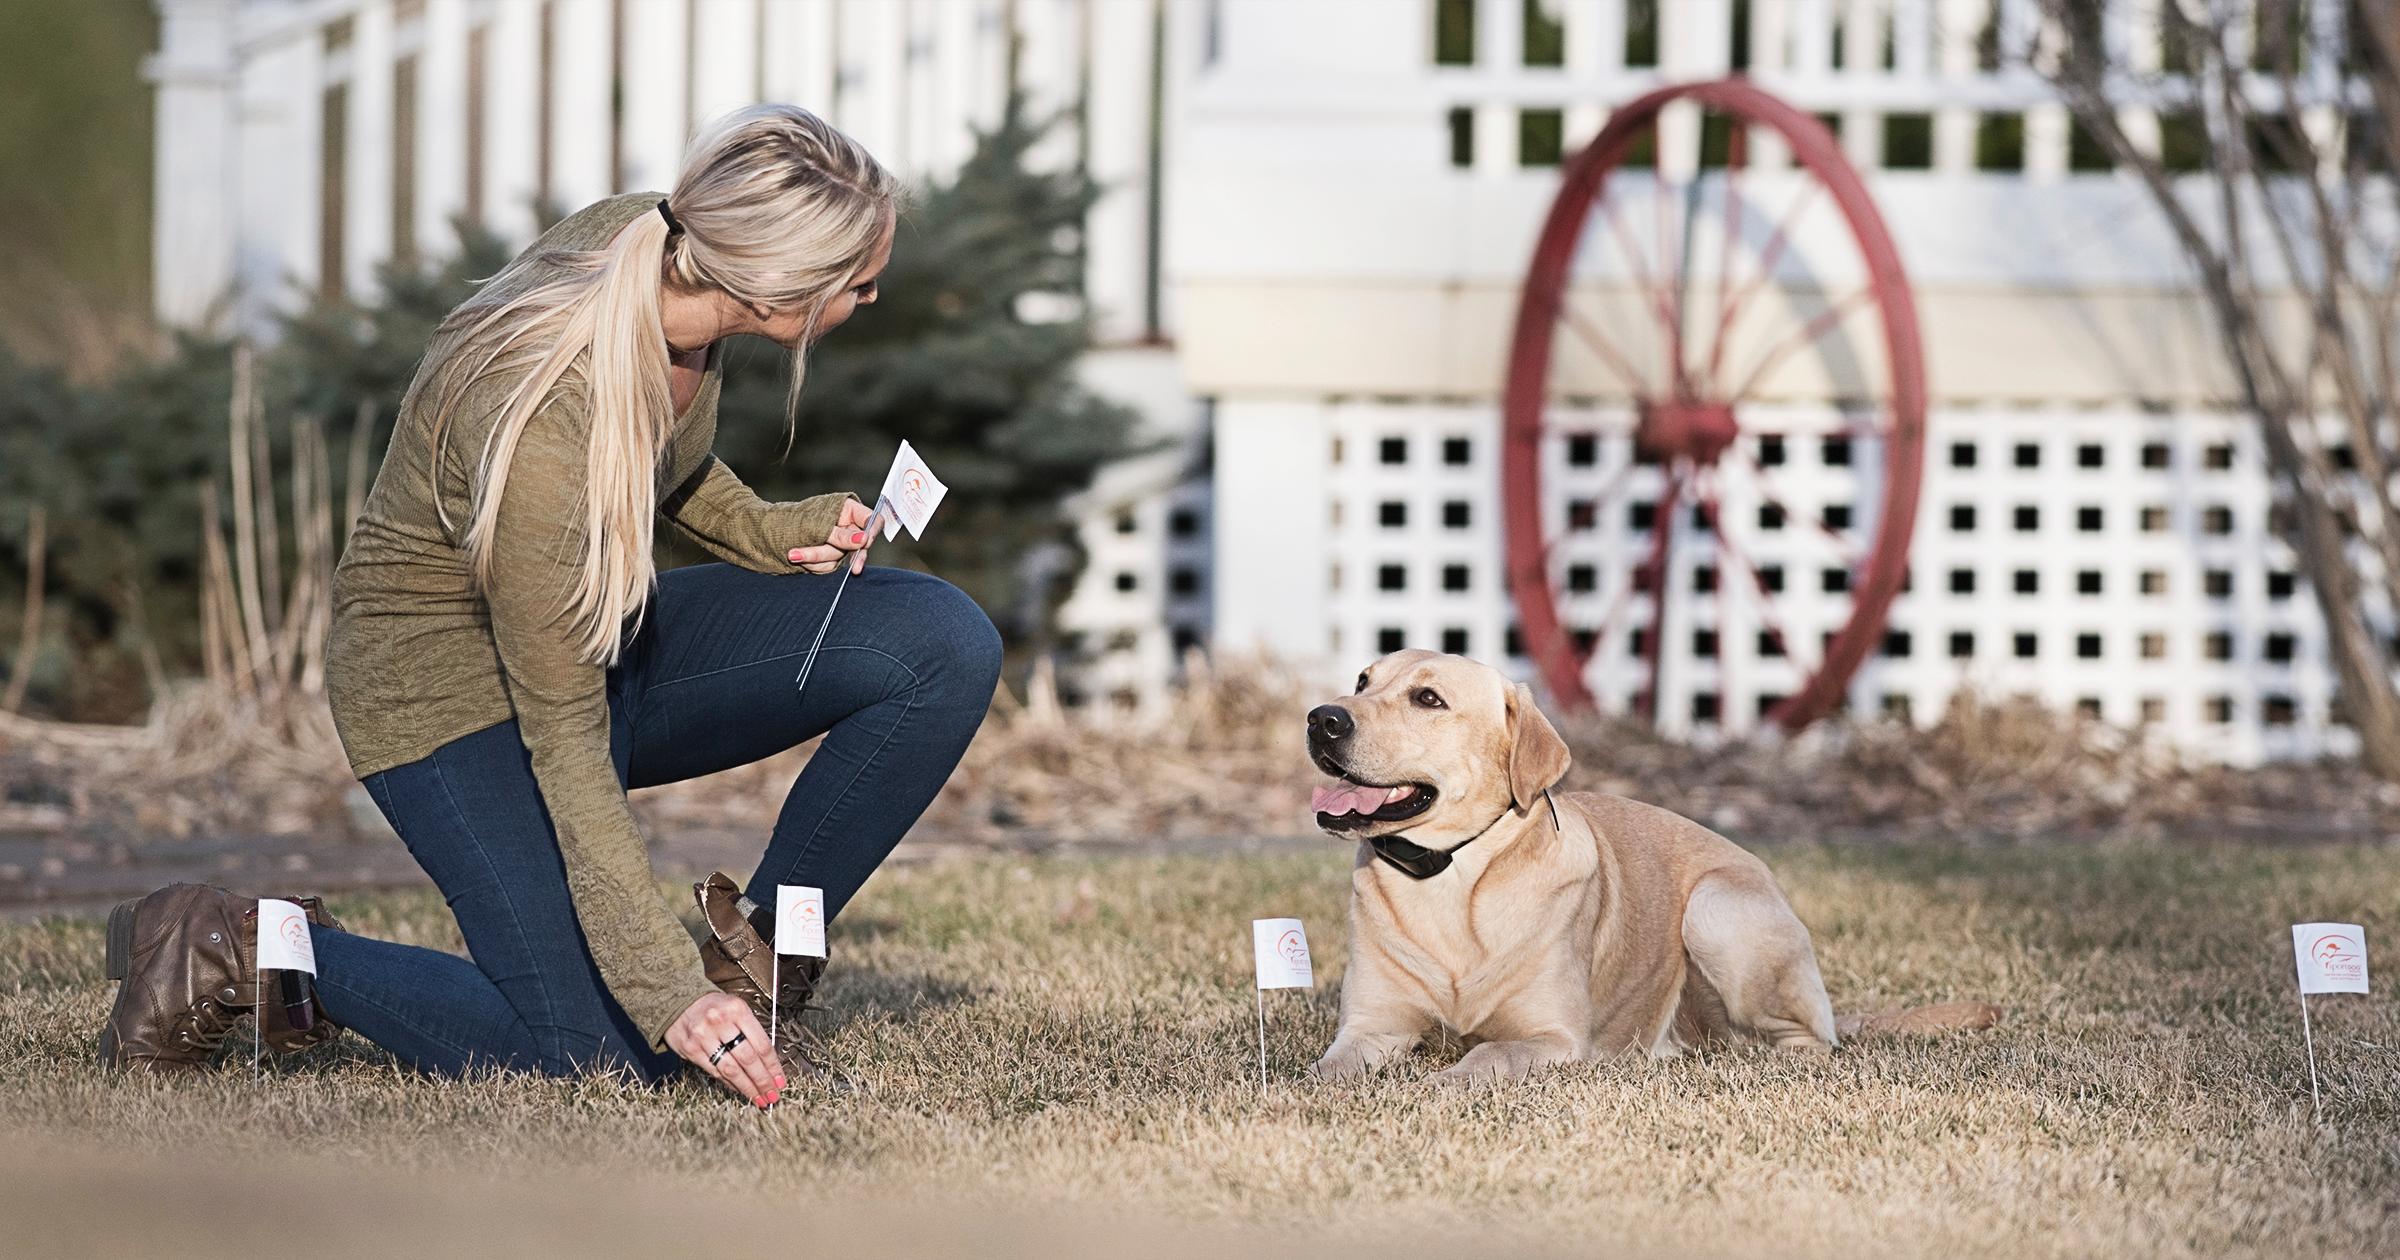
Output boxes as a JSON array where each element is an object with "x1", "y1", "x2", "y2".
[{"x1": 1501, "y1": 78, "x2": 1927, "y2": 734}]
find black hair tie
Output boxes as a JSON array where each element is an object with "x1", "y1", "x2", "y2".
[{"x1": 656, "y1": 198, "x2": 684, "y2": 237}]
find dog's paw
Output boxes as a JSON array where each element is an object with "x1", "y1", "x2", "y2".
[{"x1": 1306, "y1": 1053, "x2": 1368, "y2": 1082}]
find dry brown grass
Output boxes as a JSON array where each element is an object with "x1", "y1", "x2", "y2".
[{"x1": 3, "y1": 843, "x2": 2395, "y2": 1258}]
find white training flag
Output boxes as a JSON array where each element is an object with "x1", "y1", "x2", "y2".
[
  {"x1": 2294, "y1": 923, "x2": 2370, "y2": 995},
  {"x1": 876, "y1": 440, "x2": 949, "y2": 541},
  {"x1": 776, "y1": 885, "x2": 827, "y2": 958},
  {"x1": 1252, "y1": 918, "x2": 1314, "y2": 990},
  {"x1": 256, "y1": 898, "x2": 317, "y2": 975}
]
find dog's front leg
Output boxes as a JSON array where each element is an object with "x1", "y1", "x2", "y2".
[
  {"x1": 1308, "y1": 1024, "x2": 1421, "y2": 1081},
  {"x1": 1428, "y1": 1031, "x2": 1579, "y2": 1086}
]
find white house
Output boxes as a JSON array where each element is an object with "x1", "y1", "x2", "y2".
[{"x1": 150, "y1": 0, "x2": 2386, "y2": 763}]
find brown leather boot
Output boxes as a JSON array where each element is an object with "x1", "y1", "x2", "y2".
[
  {"x1": 96, "y1": 885, "x2": 346, "y2": 1071},
  {"x1": 97, "y1": 883, "x2": 258, "y2": 1072},
  {"x1": 692, "y1": 872, "x2": 845, "y2": 1088}
]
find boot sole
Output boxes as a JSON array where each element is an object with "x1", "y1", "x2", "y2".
[{"x1": 96, "y1": 897, "x2": 143, "y2": 1068}]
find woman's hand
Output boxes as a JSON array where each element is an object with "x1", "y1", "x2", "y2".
[
  {"x1": 786, "y1": 497, "x2": 879, "y2": 576},
  {"x1": 667, "y1": 991, "x2": 786, "y2": 1107}
]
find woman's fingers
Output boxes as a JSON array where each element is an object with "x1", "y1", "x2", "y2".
[
  {"x1": 702, "y1": 1005, "x2": 775, "y2": 1105},
  {"x1": 725, "y1": 1004, "x2": 786, "y2": 1101},
  {"x1": 787, "y1": 544, "x2": 842, "y2": 573},
  {"x1": 837, "y1": 497, "x2": 876, "y2": 530}
]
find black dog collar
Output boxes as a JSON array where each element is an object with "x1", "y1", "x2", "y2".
[{"x1": 1367, "y1": 790, "x2": 1562, "y2": 880}]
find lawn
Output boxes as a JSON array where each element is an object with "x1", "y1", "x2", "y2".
[{"x1": 2, "y1": 842, "x2": 2394, "y2": 1259}]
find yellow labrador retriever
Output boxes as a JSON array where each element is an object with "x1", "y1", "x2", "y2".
[{"x1": 1306, "y1": 650, "x2": 2000, "y2": 1084}]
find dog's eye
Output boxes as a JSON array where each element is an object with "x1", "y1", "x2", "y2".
[
  {"x1": 1355, "y1": 673, "x2": 1369, "y2": 694},
  {"x1": 1413, "y1": 688, "x2": 1446, "y2": 709}
]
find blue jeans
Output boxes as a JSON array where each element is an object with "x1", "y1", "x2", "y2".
[{"x1": 311, "y1": 562, "x2": 1002, "y2": 1083}]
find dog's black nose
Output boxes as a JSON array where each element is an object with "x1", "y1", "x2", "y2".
[{"x1": 1308, "y1": 704, "x2": 1354, "y2": 743}]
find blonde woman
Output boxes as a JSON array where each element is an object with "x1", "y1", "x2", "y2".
[{"x1": 94, "y1": 105, "x2": 1001, "y2": 1108}]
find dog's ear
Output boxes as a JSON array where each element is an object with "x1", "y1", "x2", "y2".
[{"x1": 1505, "y1": 683, "x2": 1571, "y2": 813}]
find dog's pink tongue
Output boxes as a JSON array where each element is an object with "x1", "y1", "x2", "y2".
[{"x1": 1312, "y1": 782, "x2": 1415, "y2": 816}]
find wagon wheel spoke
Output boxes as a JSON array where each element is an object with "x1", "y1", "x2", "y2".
[
  {"x1": 1596, "y1": 189, "x2": 1688, "y2": 391},
  {"x1": 1558, "y1": 305, "x2": 1653, "y2": 398},
  {"x1": 1704, "y1": 123, "x2": 1751, "y2": 393},
  {"x1": 1704, "y1": 181, "x2": 1825, "y2": 395},
  {"x1": 1729, "y1": 285, "x2": 1877, "y2": 402},
  {"x1": 1734, "y1": 448, "x2": 1868, "y2": 567},
  {"x1": 1697, "y1": 489, "x2": 1822, "y2": 685},
  {"x1": 1635, "y1": 467, "x2": 1686, "y2": 720}
]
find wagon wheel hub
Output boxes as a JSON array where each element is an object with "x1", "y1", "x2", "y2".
[{"x1": 1634, "y1": 399, "x2": 1741, "y2": 467}]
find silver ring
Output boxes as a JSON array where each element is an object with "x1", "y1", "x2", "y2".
[{"x1": 707, "y1": 1030, "x2": 746, "y2": 1066}]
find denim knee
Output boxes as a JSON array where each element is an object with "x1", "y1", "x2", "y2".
[{"x1": 895, "y1": 573, "x2": 1003, "y2": 703}]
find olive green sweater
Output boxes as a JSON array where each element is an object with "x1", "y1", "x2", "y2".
[{"x1": 325, "y1": 192, "x2": 856, "y2": 1051}]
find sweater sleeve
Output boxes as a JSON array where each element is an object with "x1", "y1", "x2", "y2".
[
  {"x1": 660, "y1": 453, "x2": 860, "y2": 574},
  {"x1": 469, "y1": 399, "x2": 720, "y2": 1052}
]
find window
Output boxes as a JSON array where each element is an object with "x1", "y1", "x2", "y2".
[
  {"x1": 1566, "y1": 564, "x2": 1595, "y2": 593},
  {"x1": 1519, "y1": 108, "x2": 1564, "y2": 167},
  {"x1": 1443, "y1": 437, "x2": 1471, "y2": 465},
  {"x1": 1760, "y1": 564, "x2": 1784, "y2": 593},
  {"x1": 2014, "y1": 442, "x2": 2041, "y2": 468},
  {"x1": 1505, "y1": 625, "x2": 1523, "y2": 656},
  {"x1": 2077, "y1": 506, "x2": 2103, "y2": 532},
  {"x1": 1949, "y1": 631, "x2": 1974, "y2": 659},
  {"x1": 1441, "y1": 627, "x2": 1470, "y2": 654},
  {"x1": 2069, "y1": 116, "x2": 2115, "y2": 171},
  {"x1": 1821, "y1": 436, "x2": 1852, "y2": 467},
  {"x1": 1114, "y1": 571, "x2": 1137, "y2": 592},
  {"x1": 1378, "y1": 564, "x2": 1407, "y2": 592},
  {"x1": 2204, "y1": 442, "x2": 2235, "y2": 470},
  {"x1": 2265, "y1": 632, "x2": 2296, "y2": 663},
  {"x1": 1950, "y1": 504, "x2": 1977, "y2": 532},
  {"x1": 1379, "y1": 501, "x2": 1408, "y2": 528},
  {"x1": 2140, "y1": 632, "x2": 2165, "y2": 659},
  {"x1": 2014, "y1": 632, "x2": 2038, "y2": 658},
  {"x1": 2265, "y1": 695, "x2": 2297, "y2": 725},
  {"x1": 2140, "y1": 506, "x2": 2168, "y2": 532},
  {"x1": 2014, "y1": 505, "x2": 2040, "y2": 532},
  {"x1": 2077, "y1": 443, "x2": 2104, "y2": 468},
  {"x1": 2204, "y1": 631, "x2": 2232, "y2": 660},
  {"x1": 2206, "y1": 696, "x2": 2234, "y2": 723},
  {"x1": 1693, "y1": 629, "x2": 1719, "y2": 658},
  {"x1": 1448, "y1": 107, "x2": 1474, "y2": 168},
  {"x1": 1950, "y1": 442, "x2": 1977, "y2": 468},
  {"x1": 1883, "y1": 630, "x2": 1912, "y2": 658},
  {"x1": 2076, "y1": 697, "x2": 2103, "y2": 720},
  {"x1": 1625, "y1": 0, "x2": 1659, "y2": 67},
  {"x1": 1759, "y1": 630, "x2": 1786, "y2": 658},
  {"x1": 1379, "y1": 437, "x2": 1408, "y2": 465},
  {"x1": 1379, "y1": 627, "x2": 1407, "y2": 653},
  {"x1": 1949, "y1": 568, "x2": 1975, "y2": 594},
  {"x1": 2141, "y1": 442, "x2": 2170, "y2": 469},
  {"x1": 2139, "y1": 570, "x2": 2166, "y2": 596},
  {"x1": 1564, "y1": 434, "x2": 1595, "y2": 466},
  {"x1": 2205, "y1": 569, "x2": 2232, "y2": 598},
  {"x1": 1975, "y1": 113, "x2": 2024, "y2": 170},
  {"x1": 1445, "y1": 500, "x2": 1472, "y2": 529},
  {"x1": 2268, "y1": 571, "x2": 2297, "y2": 600},
  {"x1": 1759, "y1": 435, "x2": 1786, "y2": 466},
  {"x1": 1433, "y1": 0, "x2": 1474, "y2": 65},
  {"x1": 2078, "y1": 570, "x2": 2103, "y2": 595},
  {"x1": 1521, "y1": 0, "x2": 1563, "y2": 65},
  {"x1": 1693, "y1": 565, "x2": 1717, "y2": 594},
  {"x1": 2077, "y1": 633, "x2": 2102, "y2": 659},
  {"x1": 2140, "y1": 697, "x2": 2166, "y2": 723},
  {"x1": 2203, "y1": 506, "x2": 2233, "y2": 534},
  {"x1": 1168, "y1": 508, "x2": 1201, "y2": 538},
  {"x1": 1760, "y1": 503, "x2": 1787, "y2": 531},
  {"x1": 1169, "y1": 567, "x2": 1200, "y2": 596},
  {"x1": 1824, "y1": 504, "x2": 1853, "y2": 530},
  {"x1": 1822, "y1": 567, "x2": 1850, "y2": 594},
  {"x1": 1629, "y1": 501, "x2": 1655, "y2": 530},
  {"x1": 2014, "y1": 569, "x2": 2039, "y2": 595},
  {"x1": 1882, "y1": 113, "x2": 1933, "y2": 169}
]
